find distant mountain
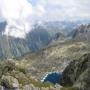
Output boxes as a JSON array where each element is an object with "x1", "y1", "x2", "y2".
[
  {"x1": 26, "y1": 26, "x2": 51, "y2": 52},
  {"x1": 0, "y1": 21, "x2": 51, "y2": 59},
  {"x1": 36, "y1": 21, "x2": 81, "y2": 35},
  {"x1": 70, "y1": 24, "x2": 90, "y2": 41},
  {"x1": 0, "y1": 20, "x2": 90, "y2": 60},
  {"x1": 0, "y1": 21, "x2": 7, "y2": 33}
]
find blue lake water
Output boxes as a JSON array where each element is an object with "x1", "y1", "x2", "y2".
[{"x1": 41, "y1": 72, "x2": 62, "y2": 84}]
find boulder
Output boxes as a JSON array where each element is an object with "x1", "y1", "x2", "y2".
[
  {"x1": 0, "y1": 85, "x2": 4, "y2": 90},
  {"x1": 1, "y1": 75, "x2": 19, "y2": 89}
]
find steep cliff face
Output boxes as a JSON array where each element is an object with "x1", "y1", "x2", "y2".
[
  {"x1": 26, "y1": 26, "x2": 51, "y2": 52},
  {"x1": 0, "y1": 35, "x2": 30, "y2": 59},
  {"x1": 61, "y1": 53, "x2": 90, "y2": 90}
]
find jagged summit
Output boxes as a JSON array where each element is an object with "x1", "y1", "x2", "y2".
[{"x1": 70, "y1": 24, "x2": 90, "y2": 41}]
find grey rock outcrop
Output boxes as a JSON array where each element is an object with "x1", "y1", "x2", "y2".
[
  {"x1": 1, "y1": 75, "x2": 19, "y2": 90},
  {"x1": 60, "y1": 53, "x2": 90, "y2": 90}
]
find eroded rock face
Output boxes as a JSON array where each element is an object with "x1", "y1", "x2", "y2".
[
  {"x1": 74, "y1": 69, "x2": 90, "y2": 90},
  {"x1": 60, "y1": 53, "x2": 90, "y2": 90},
  {"x1": 1, "y1": 75, "x2": 19, "y2": 89}
]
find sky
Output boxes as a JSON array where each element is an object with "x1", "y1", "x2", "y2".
[
  {"x1": 28, "y1": 0, "x2": 90, "y2": 21},
  {"x1": 0, "y1": 0, "x2": 90, "y2": 22},
  {"x1": 0, "y1": 0, "x2": 90, "y2": 38}
]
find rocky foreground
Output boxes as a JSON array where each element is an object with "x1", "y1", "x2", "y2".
[
  {"x1": 0, "y1": 53, "x2": 89, "y2": 90},
  {"x1": 0, "y1": 60, "x2": 62, "y2": 90}
]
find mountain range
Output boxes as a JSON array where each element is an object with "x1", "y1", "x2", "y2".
[{"x1": 0, "y1": 20, "x2": 90, "y2": 60}]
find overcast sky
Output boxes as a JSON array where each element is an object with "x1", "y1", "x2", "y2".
[
  {"x1": 29, "y1": 0, "x2": 90, "y2": 21},
  {"x1": 0, "y1": 0, "x2": 90, "y2": 38},
  {"x1": 0, "y1": 0, "x2": 90, "y2": 22}
]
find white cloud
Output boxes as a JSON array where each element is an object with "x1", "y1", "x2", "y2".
[
  {"x1": 35, "y1": 0, "x2": 90, "y2": 21},
  {"x1": 34, "y1": 5, "x2": 45, "y2": 17},
  {"x1": 0, "y1": 0, "x2": 90, "y2": 38},
  {"x1": 0, "y1": 0, "x2": 90, "y2": 22},
  {"x1": 0, "y1": 0, "x2": 33, "y2": 38},
  {"x1": 0, "y1": 0, "x2": 33, "y2": 20},
  {"x1": 0, "y1": 0, "x2": 46, "y2": 38}
]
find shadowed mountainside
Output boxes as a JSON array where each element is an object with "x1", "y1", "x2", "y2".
[{"x1": 61, "y1": 53, "x2": 90, "y2": 90}]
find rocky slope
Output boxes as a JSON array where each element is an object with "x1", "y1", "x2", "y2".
[
  {"x1": 0, "y1": 40, "x2": 90, "y2": 90},
  {"x1": 61, "y1": 53, "x2": 90, "y2": 90},
  {"x1": 16, "y1": 41, "x2": 90, "y2": 81},
  {"x1": 0, "y1": 35, "x2": 31, "y2": 59},
  {"x1": 0, "y1": 44, "x2": 90, "y2": 90},
  {"x1": 0, "y1": 60, "x2": 61, "y2": 90}
]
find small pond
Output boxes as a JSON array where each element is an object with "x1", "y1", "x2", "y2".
[{"x1": 41, "y1": 72, "x2": 62, "y2": 84}]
